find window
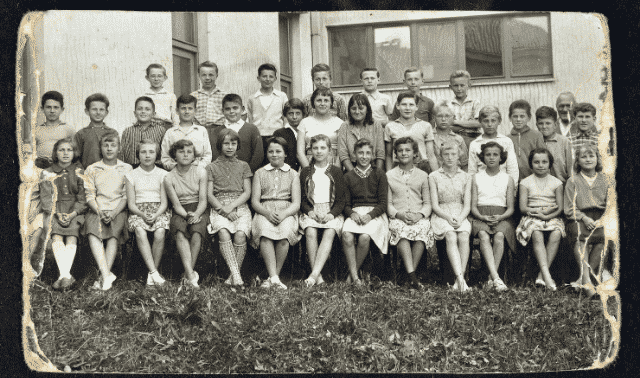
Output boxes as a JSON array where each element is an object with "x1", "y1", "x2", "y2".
[
  {"x1": 329, "y1": 13, "x2": 553, "y2": 87},
  {"x1": 172, "y1": 12, "x2": 198, "y2": 96},
  {"x1": 279, "y1": 15, "x2": 293, "y2": 99}
]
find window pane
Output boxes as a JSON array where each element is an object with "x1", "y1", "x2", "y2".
[
  {"x1": 173, "y1": 54, "x2": 193, "y2": 96},
  {"x1": 508, "y1": 16, "x2": 552, "y2": 76},
  {"x1": 279, "y1": 16, "x2": 291, "y2": 76},
  {"x1": 465, "y1": 18, "x2": 503, "y2": 77},
  {"x1": 330, "y1": 28, "x2": 367, "y2": 86},
  {"x1": 375, "y1": 26, "x2": 410, "y2": 84},
  {"x1": 172, "y1": 12, "x2": 195, "y2": 44},
  {"x1": 417, "y1": 23, "x2": 457, "y2": 81}
]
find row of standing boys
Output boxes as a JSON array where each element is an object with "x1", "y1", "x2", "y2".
[{"x1": 29, "y1": 61, "x2": 612, "y2": 296}]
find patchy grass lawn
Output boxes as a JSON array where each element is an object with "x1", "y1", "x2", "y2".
[{"x1": 27, "y1": 272, "x2": 618, "y2": 374}]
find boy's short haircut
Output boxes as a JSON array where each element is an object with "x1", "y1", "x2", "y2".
[
  {"x1": 169, "y1": 139, "x2": 195, "y2": 160},
  {"x1": 478, "y1": 105, "x2": 502, "y2": 123},
  {"x1": 527, "y1": 147, "x2": 554, "y2": 169},
  {"x1": 403, "y1": 67, "x2": 423, "y2": 79},
  {"x1": 258, "y1": 63, "x2": 278, "y2": 76},
  {"x1": 393, "y1": 136, "x2": 419, "y2": 155},
  {"x1": 85, "y1": 93, "x2": 110, "y2": 110},
  {"x1": 51, "y1": 137, "x2": 79, "y2": 164},
  {"x1": 266, "y1": 136, "x2": 288, "y2": 151},
  {"x1": 396, "y1": 91, "x2": 418, "y2": 105},
  {"x1": 136, "y1": 138, "x2": 160, "y2": 160},
  {"x1": 440, "y1": 141, "x2": 460, "y2": 158},
  {"x1": 310, "y1": 87, "x2": 335, "y2": 108},
  {"x1": 216, "y1": 128, "x2": 241, "y2": 153},
  {"x1": 310, "y1": 134, "x2": 331, "y2": 150},
  {"x1": 353, "y1": 138, "x2": 373, "y2": 153},
  {"x1": 198, "y1": 61, "x2": 218, "y2": 74},
  {"x1": 311, "y1": 63, "x2": 332, "y2": 79},
  {"x1": 98, "y1": 131, "x2": 120, "y2": 158},
  {"x1": 433, "y1": 103, "x2": 453, "y2": 116},
  {"x1": 508, "y1": 99, "x2": 532, "y2": 118},
  {"x1": 449, "y1": 70, "x2": 471, "y2": 83},
  {"x1": 176, "y1": 94, "x2": 197, "y2": 108},
  {"x1": 572, "y1": 102, "x2": 597, "y2": 117},
  {"x1": 360, "y1": 67, "x2": 380, "y2": 79},
  {"x1": 134, "y1": 96, "x2": 156, "y2": 112},
  {"x1": 145, "y1": 63, "x2": 167, "y2": 76},
  {"x1": 535, "y1": 106, "x2": 558, "y2": 122},
  {"x1": 574, "y1": 145, "x2": 603, "y2": 173},
  {"x1": 477, "y1": 141, "x2": 507, "y2": 165},
  {"x1": 283, "y1": 98, "x2": 306, "y2": 117},
  {"x1": 222, "y1": 93, "x2": 243, "y2": 108},
  {"x1": 41, "y1": 91, "x2": 64, "y2": 108}
]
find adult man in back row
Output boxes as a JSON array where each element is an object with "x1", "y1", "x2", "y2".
[{"x1": 555, "y1": 91, "x2": 576, "y2": 137}]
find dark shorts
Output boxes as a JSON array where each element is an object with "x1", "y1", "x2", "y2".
[{"x1": 170, "y1": 202, "x2": 208, "y2": 239}]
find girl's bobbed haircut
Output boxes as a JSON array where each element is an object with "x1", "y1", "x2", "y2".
[
  {"x1": 266, "y1": 136, "x2": 288, "y2": 151},
  {"x1": 136, "y1": 138, "x2": 160, "y2": 161},
  {"x1": 393, "y1": 136, "x2": 418, "y2": 155},
  {"x1": 528, "y1": 147, "x2": 554, "y2": 169},
  {"x1": 478, "y1": 105, "x2": 502, "y2": 123},
  {"x1": 574, "y1": 144, "x2": 603, "y2": 173},
  {"x1": 51, "y1": 137, "x2": 79, "y2": 164},
  {"x1": 310, "y1": 87, "x2": 334, "y2": 109},
  {"x1": 98, "y1": 131, "x2": 121, "y2": 159},
  {"x1": 347, "y1": 93, "x2": 374, "y2": 126},
  {"x1": 216, "y1": 128, "x2": 241, "y2": 153},
  {"x1": 353, "y1": 137, "x2": 373, "y2": 153},
  {"x1": 169, "y1": 139, "x2": 195, "y2": 160},
  {"x1": 477, "y1": 141, "x2": 507, "y2": 165}
]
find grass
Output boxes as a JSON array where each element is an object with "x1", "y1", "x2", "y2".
[{"x1": 27, "y1": 267, "x2": 618, "y2": 374}]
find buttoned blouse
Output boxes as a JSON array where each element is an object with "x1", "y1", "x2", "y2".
[
  {"x1": 255, "y1": 164, "x2": 298, "y2": 202},
  {"x1": 40, "y1": 163, "x2": 86, "y2": 215},
  {"x1": 161, "y1": 124, "x2": 213, "y2": 171},
  {"x1": 206, "y1": 156, "x2": 253, "y2": 196}
]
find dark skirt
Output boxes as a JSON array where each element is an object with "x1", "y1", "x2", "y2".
[
  {"x1": 44, "y1": 199, "x2": 84, "y2": 237},
  {"x1": 567, "y1": 208, "x2": 605, "y2": 243},
  {"x1": 170, "y1": 202, "x2": 208, "y2": 239},
  {"x1": 471, "y1": 206, "x2": 517, "y2": 254},
  {"x1": 83, "y1": 210, "x2": 128, "y2": 243}
]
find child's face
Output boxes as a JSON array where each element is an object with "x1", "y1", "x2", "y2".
[
  {"x1": 175, "y1": 146, "x2": 195, "y2": 166},
  {"x1": 198, "y1": 66, "x2": 217, "y2": 90},
  {"x1": 349, "y1": 102, "x2": 367, "y2": 123},
  {"x1": 134, "y1": 100, "x2": 155, "y2": 124},
  {"x1": 435, "y1": 109, "x2": 454, "y2": 130},
  {"x1": 531, "y1": 153, "x2": 550, "y2": 176},
  {"x1": 285, "y1": 108, "x2": 303, "y2": 127},
  {"x1": 483, "y1": 146, "x2": 501, "y2": 169},
  {"x1": 267, "y1": 143, "x2": 286, "y2": 167},
  {"x1": 355, "y1": 145, "x2": 373, "y2": 168},
  {"x1": 449, "y1": 77, "x2": 469, "y2": 99},
  {"x1": 258, "y1": 69, "x2": 277, "y2": 90},
  {"x1": 312, "y1": 71, "x2": 331, "y2": 89},
  {"x1": 403, "y1": 71, "x2": 423, "y2": 93},
  {"x1": 221, "y1": 137, "x2": 238, "y2": 158},
  {"x1": 223, "y1": 101, "x2": 243, "y2": 123},
  {"x1": 56, "y1": 142, "x2": 74, "y2": 166},
  {"x1": 178, "y1": 102, "x2": 196, "y2": 123},
  {"x1": 441, "y1": 147, "x2": 459, "y2": 168},
  {"x1": 101, "y1": 139, "x2": 119, "y2": 161},
  {"x1": 311, "y1": 140, "x2": 330, "y2": 163},
  {"x1": 396, "y1": 97, "x2": 418, "y2": 120},
  {"x1": 395, "y1": 143, "x2": 415, "y2": 165},
  {"x1": 509, "y1": 108, "x2": 530, "y2": 130},
  {"x1": 43, "y1": 99, "x2": 64, "y2": 123},
  {"x1": 361, "y1": 71, "x2": 379, "y2": 92},
  {"x1": 85, "y1": 101, "x2": 108, "y2": 124},
  {"x1": 481, "y1": 112, "x2": 501, "y2": 136},
  {"x1": 146, "y1": 68, "x2": 167, "y2": 89},
  {"x1": 576, "y1": 111, "x2": 596, "y2": 132},
  {"x1": 578, "y1": 149, "x2": 597, "y2": 172},
  {"x1": 536, "y1": 117, "x2": 556, "y2": 138},
  {"x1": 139, "y1": 143, "x2": 157, "y2": 167},
  {"x1": 313, "y1": 95, "x2": 332, "y2": 115}
]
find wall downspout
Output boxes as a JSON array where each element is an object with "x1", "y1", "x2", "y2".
[{"x1": 310, "y1": 11, "x2": 321, "y2": 65}]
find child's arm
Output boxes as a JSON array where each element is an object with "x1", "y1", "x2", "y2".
[
  {"x1": 192, "y1": 167, "x2": 208, "y2": 219},
  {"x1": 207, "y1": 180, "x2": 224, "y2": 213},
  {"x1": 459, "y1": 174, "x2": 472, "y2": 219},
  {"x1": 155, "y1": 178, "x2": 169, "y2": 217},
  {"x1": 470, "y1": 175, "x2": 484, "y2": 220},
  {"x1": 429, "y1": 175, "x2": 451, "y2": 222},
  {"x1": 249, "y1": 129, "x2": 264, "y2": 173},
  {"x1": 199, "y1": 129, "x2": 213, "y2": 168},
  {"x1": 518, "y1": 182, "x2": 539, "y2": 216},
  {"x1": 374, "y1": 123, "x2": 386, "y2": 170},
  {"x1": 367, "y1": 171, "x2": 387, "y2": 220},
  {"x1": 109, "y1": 168, "x2": 132, "y2": 218},
  {"x1": 563, "y1": 177, "x2": 582, "y2": 221},
  {"x1": 425, "y1": 140, "x2": 439, "y2": 173},
  {"x1": 299, "y1": 168, "x2": 313, "y2": 215},
  {"x1": 564, "y1": 139, "x2": 574, "y2": 183},
  {"x1": 452, "y1": 119, "x2": 481, "y2": 129},
  {"x1": 505, "y1": 142, "x2": 519, "y2": 192},
  {"x1": 467, "y1": 145, "x2": 478, "y2": 175},
  {"x1": 539, "y1": 185, "x2": 563, "y2": 221},
  {"x1": 329, "y1": 169, "x2": 346, "y2": 218},
  {"x1": 164, "y1": 176, "x2": 188, "y2": 218},
  {"x1": 297, "y1": 126, "x2": 310, "y2": 168},
  {"x1": 82, "y1": 167, "x2": 101, "y2": 214},
  {"x1": 73, "y1": 132, "x2": 84, "y2": 168},
  {"x1": 385, "y1": 141, "x2": 395, "y2": 172},
  {"x1": 337, "y1": 123, "x2": 354, "y2": 171},
  {"x1": 251, "y1": 170, "x2": 270, "y2": 217},
  {"x1": 496, "y1": 176, "x2": 515, "y2": 221},
  {"x1": 246, "y1": 98, "x2": 254, "y2": 124},
  {"x1": 39, "y1": 171, "x2": 54, "y2": 215},
  {"x1": 161, "y1": 133, "x2": 177, "y2": 171},
  {"x1": 125, "y1": 175, "x2": 145, "y2": 218},
  {"x1": 418, "y1": 174, "x2": 432, "y2": 219},
  {"x1": 458, "y1": 139, "x2": 469, "y2": 171},
  {"x1": 387, "y1": 185, "x2": 400, "y2": 219},
  {"x1": 170, "y1": 94, "x2": 179, "y2": 126},
  {"x1": 282, "y1": 173, "x2": 301, "y2": 218},
  {"x1": 72, "y1": 168, "x2": 88, "y2": 217}
]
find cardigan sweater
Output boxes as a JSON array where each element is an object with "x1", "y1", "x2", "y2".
[
  {"x1": 564, "y1": 172, "x2": 610, "y2": 221},
  {"x1": 386, "y1": 166, "x2": 431, "y2": 218},
  {"x1": 343, "y1": 167, "x2": 388, "y2": 219},
  {"x1": 299, "y1": 164, "x2": 346, "y2": 217},
  {"x1": 208, "y1": 122, "x2": 264, "y2": 173},
  {"x1": 246, "y1": 89, "x2": 288, "y2": 136}
]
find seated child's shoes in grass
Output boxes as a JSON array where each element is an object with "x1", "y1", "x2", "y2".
[
  {"x1": 147, "y1": 271, "x2": 166, "y2": 286},
  {"x1": 101, "y1": 273, "x2": 117, "y2": 291},
  {"x1": 493, "y1": 278, "x2": 508, "y2": 292}
]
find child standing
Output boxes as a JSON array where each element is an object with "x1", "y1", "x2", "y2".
[
  {"x1": 206, "y1": 129, "x2": 253, "y2": 287},
  {"x1": 564, "y1": 145, "x2": 612, "y2": 297},
  {"x1": 302, "y1": 63, "x2": 348, "y2": 121},
  {"x1": 299, "y1": 134, "x2": 346, "y2": 287},
  {"x1": 516, "y1": 148, "x2": 565, "y2": 290},
  {"x1": 360, "y1": 68, "x2": 394, "y2": 126},
  {"x1": 190, "y1": 61, "x2": 228, "y2": 129},
  {"x1": 439, "y1": 70, "x2": 482, "y2": 149},
  {"x1": 143, "y1": 63, "x2": 178, "y2": 129},
  {"x1": 535, "y1": 106, "x2": 573, "y2": 184},
  {"x1": 385, "y1": 92, "x2": 439, "y2": 173},
  {"x1": 34, "y1": 91, "x2": 75, "y2": 169},
  {"x1": 121, "y1": 96, "x2": 167, "y2": 168},
  {"x1": 429, "y1": 142, "x2": 472, "y2": 292},
  {"x1": 390, "y1": 67, "x2": 435, "y2": 125},
  {"x1": 470, "y1": 141, "x2": 516, "y2": 292},
  {"x1": 161, "y1": 94, "x2": 212, "y2": 171},
  {"x1": 387, "y1": 137, "x2": 433, "y2": 289},
  {"x1": 247, "y1": 63, "x2": 289, "y2": 150},
  {"x1": 83, "y1": 132, "x2": 133, "y2": 291},
  {"x1": 273, "y1": 98, "x2": 304, "y2": 172},
  {"x1": 125, "y1": 139, "x2": 170, "y2": 286},
  {"x1": 342, "y1": 138, "x2": 389, "y2": 285},
  {"x1": 297, "y1": 88, "x2": 344, "y2": 168},
  {"x1": 251, "y1": 137, "x2": 301, "y2": 290},
  {"x1": 567, "y1": 103, "x2": 601, "y2": 156},
  {"x1": 164, "y1": 140, "x2": 209, "y2": 288},
  {"x1": 432, "y1": 104, "x2": 468, "y2": 171},
  {"x1": 507, "y1": 100, "x2": 546, "y2": 183},
  {"x1": 74, "y1": 93, "x2": 119, "y2": 169},
  {"x1": 40, "y1": 138, "x2": 86, "y2": 291}
]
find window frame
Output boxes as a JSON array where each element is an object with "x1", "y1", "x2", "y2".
[
  {"x1": 279, "y1": 14, "x2": 293, "y2": 99},
  {"x1": 172, "y1": 12, "x2": 199, "y2": 94},
  {"x1": 327, "y1": 12, "x2": 554, "y2": 91}
]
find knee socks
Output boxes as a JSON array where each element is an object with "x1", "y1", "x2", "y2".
[
  {"x1": 52, "y1": 240, "x2": 77, "y2": 280},
  {"x1": 220, "y1": 240, "x2": 242, "y2": 285},
  {"x1": 234, "y1": 243, "x2": 247, "y2": 271}
]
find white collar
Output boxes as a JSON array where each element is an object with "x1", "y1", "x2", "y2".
[
  {"x1": 224, "y1": 119, "x2": 245, "y2": 128},
  {"x1": 284, "y1": 124, "x2": 299, "y2": 137},
  {"x1": 146, "y1": 87, "x2": 168, "y2": 94},
  {"x1": 363, "y1": 90, "x2": 380, "y2": 99},
  {"x1": 264, "y1": 163, "x2": 291, "y2": 172},
  {"x1": 253, "y1": 89, "x2": 281, "y2": 98}
]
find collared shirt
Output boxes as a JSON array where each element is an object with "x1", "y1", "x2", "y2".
[
  {"x1": 433, "y1": 129, "x2": 469, "y2": 170},
  {"x1": 144, "y1": 88, "x2": 178, "y2": 125},
  {"x1": 160, "y1": 124, "x2": 212, "y2": 171},
  {"x1": 264, "y1": 163, "x2": 291, "y2": 172},
  {"x1": 256, "y1": 163, "x2": 298, "y2": 202},
  {"x1": 40, "y1": 163, "x2": 86, "y2": 215},
  {"x1": 303, "y1": 92, "x2": 348, "y2": 121},
  {"x1": 34, "y1": 121, "x2": 75, "y2": 159},
  {"x1": 206, "y1": 156, "x2": 253, "y2": 197},
  {"x1": 354, "y1": 165, "x2": 372, "y2": 179},
  {"x1": 247, "y1": 89, "x2": 289, "y2": 136},
  {"x1": 543, "y1": 132, "x2": 573, "y2": 184},
  {"x1": 362, "y1": 90, "x2": 394, "y2": 124},
  {"x1": 430, "y1": 167, "x2": 469, "y2": 208},
  {"x1": 440, "y1": 97, "x2": 482, "y2": 137},
  {"x1": 120, "y1": 121, "x2": 167, "y2": 166},
  {"x1": 568, "y1": 125, "x2": 601, "y2": 158},
  {"x1": 224, "y1": 119, "x2": 245, "y2": 133},
  {"x1": 190, "y1": 87, "x2": 227, "y2": 126},
  {"x1": 391, "y1": 93, "x2": 435, "y2": 124},
  {"x1": 468, "y1": 134, "x2": 519, "y2": 192},
  {"x1": 74, "y1": 124, "x2": 119, "y2": 169},
  {"x1": 84, "y1": 159, "x2": 132, "y2": 211},
  {"x1": 384, "y1": 119, "x2": 435, "y2": 163}
]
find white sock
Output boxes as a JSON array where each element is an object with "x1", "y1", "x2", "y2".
[
  {"x1": 51, "y1": 239, "x2": 66, "y2": 280},
  {"x1": 59, "y1": 244, "x2": 77, "y2": 279}
]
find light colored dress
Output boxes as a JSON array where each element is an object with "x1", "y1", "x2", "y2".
[
  {"x1": 298, "y1": 116, "x2": 343, "y2": 167},
  {"x1": 516, "y1": 174, "x2": 566, "y2": 246},
  {"x1": 387, "y1": 167, "x2": 434, "y2": 247},
  {"x1": 125, "y1": 166, "x2": 171, "y2": 232},
  {"x1": 429, "y1": 167, "x2": 471, "y2": 239}
]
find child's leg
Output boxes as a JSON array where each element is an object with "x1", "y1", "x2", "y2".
[
  {"x1": 219, "y1": 229, "x2": 242, "y2": 284},
  {"x1": 29, "y1": 227, "x2": 44, "y2": 274},
  {"x1": 63, "y1": 236, "x2": 78, "y2": 278},
  {"x1": 305, "y1": 227, "x2": 319, "y2": 271},
  {"x1": 88, "y1": 234, "x2": 111, "y2": 278},
  {"x1": 51, "y1": 235, "x2": 66, "y2": 280},
  {"x1": 175, "y1": 231, "x2": 196, "y2": 280},
  {"x1": 479, "y1": 231, "x2": 499, "y2": 280},
  {"x1": 189, "y1": 233, "x2": 202, "y2": 270},
  {"x1": 572, "y1": 240, "x2": 586, "y2": 285},
  {"x1": 309, "y1": 229, "x2": 336, "y2": 281},
  {"x1": 233, "y1": 232, "x2": 248, "y2": 275},
  {"x1": 274, "y1": 239, "x2": 290, "y2": 276},
  {"x1": 104, "y1": 238, "x2": 119, "y2": 272},
  {"x1": 546, "y1": 230, "x2": 562, "y2": 271},
  {"x1": 342, "y1": 232, "x2": 359, "y2": 282},
  {"x1": 355, "y1": 234, "x2": 371, "y2": 272},
  {"x1": 588, "y1": 242, "x2": 606, "y2": 282},
  {"x1": 458, "y1": 232, "x2": 471, "y2": 276},
  {"x1": 531, "y1": 231, "x2": 553, "y2": 287},
  {"x1": 260, "y1": 237, "x2": 278, "y2": 278},
  {"x1": 151, "y1": 229, "x2": 166, "y2": 268},
  {"x1": 445, "y1": 231, "x2": 465, "y2": 291},
  {"x1": 135, "y1": 227, "x2": 156, "y2": 273},
  {"x1": 398, "y1": 239, "x2": 414, "y2": 273},
  {"x1": 493, "y1": 232, "x2": 505, "y2": 274},
  {"x1": 411, "y1": 241, "x2": 425, "y2": 272}
]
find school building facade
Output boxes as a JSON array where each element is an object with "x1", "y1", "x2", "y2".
[{"x1": 18, "y1": 10, "x2": 610, "y2": 156}]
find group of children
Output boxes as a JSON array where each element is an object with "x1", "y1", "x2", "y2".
[{"x1": 29, "y1": 61, "x2": 612, "y2": 298}]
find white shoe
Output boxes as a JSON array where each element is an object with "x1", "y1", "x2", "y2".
[
  {"x1": 494, "y1": 278, "x2": 508, "y2": 292},
  {"x1": 190, "y1": 271, "x2": 200, "y2": 288},
  {"x1": 452, "y1": 280, "x2": 459, "y2": 291},
  {"x1": 260, "y1": 277, "x2": 272, "y2": 289},
  {"x1": 270, "y1": 276, "x2": 287, "y2": 290},
  {"x1": 486, "y1": 279, "x2": 494, "y2": 289},
  {"x1": 91, "y1": 280, "x2": 101, "y2": 290},
  {"x1": 224, "y1": 276, "x2": 233, "y2": 285},
  {"x1": 535, "y1": 272, "x2": 546, "y2": 287},
  {"x1": 147, "y1": 271, "x2": 166, "y2": 286},
  {"x1": 101, "y1": 273, "x2": 117, "y2": 291}
]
